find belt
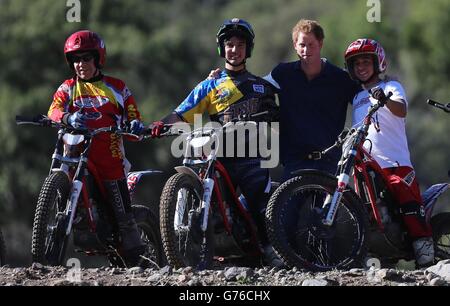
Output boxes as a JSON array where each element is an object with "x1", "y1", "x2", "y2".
[{"x1": 304, "y1": 151, "x2": 323, "y2": 161}]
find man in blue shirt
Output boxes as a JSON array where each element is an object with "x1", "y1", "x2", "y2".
[{"x1": 265, "y1": 19, "x2": 360, "y2": 180}]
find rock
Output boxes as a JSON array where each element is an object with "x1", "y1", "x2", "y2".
[
  {"x1": 147, "y1": 273, "x2": 161, "y2": 282},
  {"x1": 127, "y1": 267, "x2": 144, "y2": 274},
  {"x1": 238, "y1": 268, "x2": 254, "y2": 280},
  {"x1": 426, "y1": 260, "x2": 450, "y2": 282},
  {"x1": 224, "y1": 267, "x2": 240, "y2": 281},
  {"x1": 160, "y1": 265, "x2": 172, "y2": 275},
  {"x1": 382, "y1": 269, "x2": 404, "y2": 281},
  {"x1": 178, "y1": 274, "x2": 190, "y2": 283},
  {"x1": 429, "y1": 277, "x2": 446, "y2": 286},
  {"x1": 182, "y1": 266, "x2": 193, "y2": 274},
  {"x1": 187, "y1": 277, "x2": 202, "y2": 286},
  {"x1": 396, "y1": 259, "x2": 416, "y2": 271},
  {"x1": 31, "y1": 262, "x2": 44, "y2": 270},
  {"x1": 110, "y1": 268, "x2": 124, "y2": 275},
  {"x1": 301, "y1": 278, "x2": 329, "y2": 286},
  {"x1": 345, "y1": 268, "x2": 365, "y2": 276},
  {"x1": 89, "y1": 268, "x2": 99, "y2": 273},
  {"x1": 366, "y1": 269, "x2": 382, "y2": 283},
  {"x1": 426, "y1": 272, "x2": 437, "y2": 282}
]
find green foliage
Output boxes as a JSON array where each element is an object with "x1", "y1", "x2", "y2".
[{"x1": 0, "y1": 0, "x2": 449, "y2": 265}]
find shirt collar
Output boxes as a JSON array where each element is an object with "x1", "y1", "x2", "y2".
[
  {"x1": 295, "y1": 58, "x2": 330, "y2": 77},
  {"x1": 77, "y1": 72, "x2": 103, "y2": 83}
]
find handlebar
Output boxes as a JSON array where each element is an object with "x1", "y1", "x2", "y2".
[
  {"x1": 15, "y1": 115, "x2": 141, "y2": 139},
  {"x1": 147, "y1": 110, "x2": 272, "y2": 138},
  {"x1": 427, "y1": 99, "x2": 450, "y2": 113},
  {"x1": 367, "y1": 91, "x2": 393, "y2": 115}
]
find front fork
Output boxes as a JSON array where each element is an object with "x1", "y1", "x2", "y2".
[
  {"x1": 64, "y1": 140, "x2": 92, "y2": 236},
  {"x1": 322, "y1": 174, "x2": 350, "y2": 226},
  {"x1": 322, "y1": 150, "x2": 356, "y2": 226},
  {"x1": 199, "y1": 177, "x2": 215, "y2": 270},
  {"x1": 200, "y1": 178, "x2": 214, "y2": 232}
]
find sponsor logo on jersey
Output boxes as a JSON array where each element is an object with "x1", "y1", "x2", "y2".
[
  {"x1": 73, "y1": 95, "x2": 109, "y2": 108},
  {"x1": 402, "y1": 170, "x2": 416, "y2": 187},
  {"x1": 354, "y1": 96, "x2": 371, "y2": 109},
  {"x1": 253, "y1": 84, "x2": 264, "y2": 94},
  {"x1": 217, "y1": 87, "x2": 231, "y2": 100}
]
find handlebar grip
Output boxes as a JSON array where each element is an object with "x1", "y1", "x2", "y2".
[
  {"x1": 142, "y1": 124, "x2": 174, "y2": 137},
  {"x1": 427, "y1": 99, "x2": 438, "y2": 106},
  {"x1": 15, "y1": 114, "x2": 50, "y2": 126},
  {"x1": 427, "y1": 99, "x2": 450, "y2": 113}
]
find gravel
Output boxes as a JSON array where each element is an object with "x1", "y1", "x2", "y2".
[{"x1": 0, "y1": 260, "x2": 449, "y2": 286}]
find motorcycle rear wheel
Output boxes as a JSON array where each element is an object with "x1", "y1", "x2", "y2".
[
  {"x1": 266, "y1": 172, "x2": 369, "y2": 271},
  {"x1": 131, "y1": 205, "x2": 166, "y2": 268},
  {"x1": 431, "y1": 212, "x2": 450, "y2": 260},
  {"x1": 31, "y1": 171, "x2": 71, "y2": 266},
  {"x1": 160, "y1": 173, "x2": 214, "y2": 269}
]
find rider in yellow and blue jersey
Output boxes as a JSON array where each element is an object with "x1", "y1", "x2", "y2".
[{"x1": 151, "y1": 18, "x2": 281, "y2": 267}]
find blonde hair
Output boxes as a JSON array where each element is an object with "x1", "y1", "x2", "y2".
[{"x1": 292, "y1": 19, "x2": 324, "y2": 44}]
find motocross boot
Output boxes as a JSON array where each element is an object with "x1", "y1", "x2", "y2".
[
  {"x1": 413, "y1": 236, "x2": 435, "y2": 268},
  {"x1": 103, "y1": 179, "x2": 146, "y2": 267},
  {"x1": 252, "y1": 211, "x2": 284, "y2": 268}
]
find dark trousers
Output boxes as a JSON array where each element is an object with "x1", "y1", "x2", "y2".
[
  {"x1": 219, "y1": 158, "x2": 271, "y2": 245},
  {"x1": 282, "y1": 159, "x2": 338, "y2": 182}
]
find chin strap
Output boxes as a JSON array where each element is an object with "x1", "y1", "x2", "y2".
[{"x1": 226, "y1": 59, "x2": 246, "y2": 67}]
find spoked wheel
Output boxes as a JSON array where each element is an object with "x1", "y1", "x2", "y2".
[
  {"x1": 0, "y1": 229, "x2": 6, "y2": 266},
  {"x1": 31, "y1": 171, "x2": 71, "y2": 266},
  {"x1": 266, "y1": 172, "x2": 368, "y2": 271},
  {"x1": 132, "y1": 205, "x2": 165, "y2": 268},
  {"x1": 160, "y1": 173, "x2": 214, "y2": 269},
  {"x1": 431, "y1": 212, "x2": 450, "y2": 260}
]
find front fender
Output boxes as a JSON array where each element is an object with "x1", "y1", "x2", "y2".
[
  {"x1": 287, "y1": 168, "x2": 360, "y2": 198},
  {"x1": 290, "y1": 168, "x2": 337, "y2": 181},
  {"x1": 174, "y1": 166, "x2": 202, "y2": 184},
  {"x1": 50, "y1": 168, "x2": 71, "y2": 180}
]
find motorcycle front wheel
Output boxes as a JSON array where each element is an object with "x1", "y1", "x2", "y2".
[
  {"x1": 266, "y1": 172, "x2": 368, "y2": 271},
  {"x1": 160, "y1": 173, "x2": 214, "y2": 269},
  {"x1": 31, "y1": 171, "x2": 71, "y2": 266},
  {"x1": 0, "y1": 229, "x2": 5, "y2": 266}
]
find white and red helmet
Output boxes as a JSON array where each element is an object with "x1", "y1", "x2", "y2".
[{"x1": 344, "y1": 38, "x2": 386, "y2": 80}]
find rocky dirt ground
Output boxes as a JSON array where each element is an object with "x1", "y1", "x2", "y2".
[{"x1": 1, "y1": 259, "x2": 449, "y2": 286}]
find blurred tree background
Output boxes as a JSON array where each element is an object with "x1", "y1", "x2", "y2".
[{"x1": 0, "y1": 0, "x2": 448, "y2": 266}]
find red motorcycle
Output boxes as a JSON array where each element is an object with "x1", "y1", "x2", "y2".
[
  {"x1": 266, "y1": 96, "x2": 450, "y2": 271},
  {"x1": 158, "y1": 120, "x2": 277, "y2": 269},
  {"x1": 16, "y1": 115, "x2": 164, "y2": 268}
]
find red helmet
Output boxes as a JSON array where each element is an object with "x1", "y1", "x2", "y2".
[
  {"x1": 64, "y1": 30, "x2": 106, "y2": 69},
  {"x1": 344, "y1": 38, "x2": 386, "y2": 81}
]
